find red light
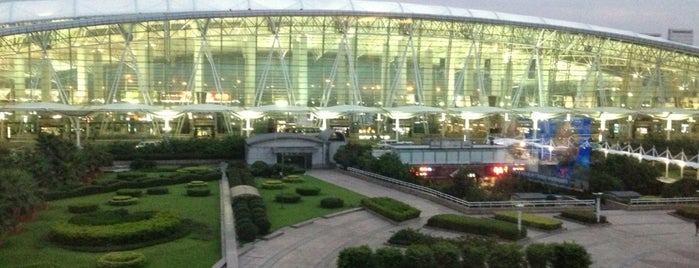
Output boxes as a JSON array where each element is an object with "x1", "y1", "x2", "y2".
[{"x1": 492, "y1": 165, "x2": 508, "y2": 175}]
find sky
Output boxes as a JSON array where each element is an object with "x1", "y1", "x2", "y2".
[{"x1": 379, "y1": 0, "x2": 699, "y2": 45}]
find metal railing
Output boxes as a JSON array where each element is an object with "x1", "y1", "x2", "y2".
[
  {"x1": 347, "y1": 167, "x2": 594, "y2": 209},
  {"x1": 630, "y1": 197, "x2": 699, "y2": 205}
]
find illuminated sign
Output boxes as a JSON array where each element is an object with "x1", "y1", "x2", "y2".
[{"x1": 491, "y1": 165, "x2": 508, "y2": 176}]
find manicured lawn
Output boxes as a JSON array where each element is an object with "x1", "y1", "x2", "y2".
[
  {"x1": 0, "y1": 182, "x2": 222, "y2": 268},
  {"x1": 258, "y1": 175, "x2": 368, "y2": 231}
]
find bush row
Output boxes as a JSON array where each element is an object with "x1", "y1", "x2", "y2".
[
  {"x1": 675, "y1": 206, "x2": 699, "y2": 219},
  {"x1": 275, "y1": 193, "x2": 301, "y2": 203},
  {"x1": 320, "y1": 197, "x2": 344, "y2": 209},
  {"x1": 108, "y1": 196, "x2": 138, "y2": 206},
  {"x1": 494, "y1": 211, "x2": 563, "y2": 230},
  {"x1": 49, "y1": 211, "x2": 183, "y2": 248},
  {"x1": 68, "y1": 203, "x2": 100, "y2": 214},
  {"x1": 295, "y1": 186, "x2": 320, "y2": 196},
  {"x1": 260, "y1": 180, "x2": 284, "y2": 190},
  {"x1": 97, "y1": 251, "x2": 147, "y2": 268},
  {"x1": 44, "y1": 170, "x2": 220, "y2": 200},
  {"x1": 426, "y1": 214, "x2": 526, "y2": 240},
  {"x1": 361, "y1": 197, "x2": 421, "y2": 222},
  {"x1": 69, "y1": 209, "x2": 154, "y2": 226},
  {"x1": 342, "y1": 228, "x2": 593, "y2": 268},
  {"x1": 560, "y1": 209, "x2": 607, "y2": 224},
  {"x1": 232, "y1": 195, "x2": 271, "y2": 243}
]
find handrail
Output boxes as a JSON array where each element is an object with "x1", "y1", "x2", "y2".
[
  {"x1": 630, "y1": 197, "x2": 699, "y2": 205},
  {"x1": 347, "y1": 167, "x2": 594, "y2": 208}
]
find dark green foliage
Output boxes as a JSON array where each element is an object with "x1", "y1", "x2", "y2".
[
  {"x1": 404, "y1": 244, "x2": 435, "y2": 268},
  {"x1": 560, "y1": 209, "x2": 606, "y2": 224},
  {"x1": 236, "y1": 220, "x2": 259, "y2": 243},
  {"x1": 67, "y1": 203, "x2": 99, "y2": 214},
  {"x1": 145, "y1": 187, "x2": 169, "y2": 195},
  {"x1": 525, "y1": 243, "x2": 554, "y2": 268},
  {"x1": 337, "y1": 245, "x2": 374, "y2": 268},
  {"x1": 461, "y1": 245, "x2": 487, "y2": 268},
  {"x1": 589, "y1": 152, "x2": 662, "y2": 195},
  {"x1": 107, "y1": 135, "x2": 245, "y2": 161},
  {"x1": 129, "y1": 159, "x2": 157, "y2": 170},
  {"x1": 486, "y1": 243, "x2": 523, "y2": 268},
  {"x1": 675, "y1": 206, "x2": 699, "y2": 219},
  {"x1": 550, "y1": 242, "x2": 593, "y2": 268},
  {"x1": 365, "y1": 153, "x2": 420, "y2": 184},
  {"x1": 108, "y1": 196, "x2": 138, "y2": 206},
  {"x1": 426, "y1": 214, "x2": 526, "y2": 240},
  {"x1": 387, "y1": 228, "x2": 436, "y2": 246},
  {"x1": 319, "y1": 197, "x2": 344, "y2": 209},
  {"x1": 68, "y1": 209, "x2": 154, "y2": 226},
  {"x1": 116, "y1": 172, "x2": 148, "y2": 181},
  {"x1": 361, "y1": 197, "x2": 421, "y2": 222},
  {"x1": 232, "y1": 196, "x2": 271, "y2": 240},
  {"x1": 373, "y1": 247, "x2": 404, "y2": 268},
  {"x1": 227, "y1": 160, "x2": 256, "y2": 187},
  {"x1": 295, "y1": 186, "x2": 320, "y2": 196},
  {"x1": 186, "y1": 187, "x2": 211, "y2": 197},
  {"x1": 661, "y1": 178, "x2": 699, "y2": 197},
  {"x1": 274, "y1": 193, "x2": 301, "y2": 203},
  {"x1": 333, "y1": 142, "x2": 372, "y2": 169},
  {"x1": 116, "y1": 189, "x2": 143, "y2": 197},
  {"x1": 96, "y1": 251, "x2": 147, "y2": 268},
  {"x1": 430, "y1": 241, "x2": 460, "y2": 268},
  {"x1": 250, "y1": 161, "x2": 272, "y2": 177}
]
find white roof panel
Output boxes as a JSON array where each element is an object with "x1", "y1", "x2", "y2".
[
  {"x1": 302, "y1": 0, "x2": 353, "y2": 11},
  {"x1": 352, "y1": 0, "x2": 402, "y2": 13},
  {"x1": 401, "y1": 3, "x2": 450, "y2": 16},
  {"x1": 495, "y1": 12, "x2": 545, "y2": 25},
  {"x1": 467, "y1": 9, "x2": 499, "y2": 21},
  {"x1": 75, "y1": 0, "x2": 137, "y2": 16},
  {"x1": 249, "y1": 0, "x2": 302, "y2": 10}
]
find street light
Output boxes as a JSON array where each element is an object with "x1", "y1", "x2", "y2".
[
  {"x1": 593, "y1": 192, "x2": 603, "y2": 223},
  {"x1": 515, "y1": 203, "x2": 525, "y2": 231}
]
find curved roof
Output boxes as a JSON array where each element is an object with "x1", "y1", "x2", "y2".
[{"x1": 0, "y1": 0, "x2": 697, "y2": 55}]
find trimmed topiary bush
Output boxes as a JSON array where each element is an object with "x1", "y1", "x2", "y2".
[
  {"x1": 494, "y1": 211, "x2": 562, "y2": 230},
  {"x1": 97, "y1": 251, "x2": 146, "y2": 268},
  {"x1": 108, "y1": 196, "x2": 138, "y2": 206},
  {"x1": 425, "y1": 214, "x2": 526, "y2": 240},
  {"x1": 185, "y1": 180, "x2": 207, "y2": 188},
  {"x1": 275, "y1": 193, "x2": 301, "y2": 203},
  {"x1": 236, "y1": 221, "x2": 259, "y2": 243},
  {"x1": 361, "y1": 197, "x2": 421, "y2": 222},
  {"x1": 186, "y1": 187, "x2": 211, "y2": 197},
  {"x1": 320, "y1": 197, "x2": 344, "y2": 209},
  {"x1": 146, "y1": 187, "x2": 169, "y2": 195},
  {"x1": 560, "y1": 209, "x2": 607, "y2": 224},
  {"x1": 68, "y1": 203, "x2": 100, "y2": 214},
  {"x1": 282, "y1": 175, "x2": 304, "y2": 183},
  {"x1": 295, "y1": 186, "x2": 320, "y2": 196},
  {"x1": 116, "y1": 189, "x2": 143, "y2": 197},
  {"x1": 129, "y1": 158, "x2": 157, "y2": 171},
  {"x1": 260, "y1": 180, "x2": 285, "y2": 190}
]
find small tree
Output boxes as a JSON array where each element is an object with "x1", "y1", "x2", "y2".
[
  {"x1": 550, "y1": 242, "x2": 593, "y2": 268},
  {"x1": 337, "y1": 245, "x2": 374, "y2": 268}
]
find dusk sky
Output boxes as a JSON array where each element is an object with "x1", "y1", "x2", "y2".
[{"x1": 379, "y1": 0, "x2": 699, "y2": 45}]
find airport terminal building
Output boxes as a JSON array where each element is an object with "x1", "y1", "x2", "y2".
[{"x1": 0, "y1": 0, "x2": 697, "y2": 140}]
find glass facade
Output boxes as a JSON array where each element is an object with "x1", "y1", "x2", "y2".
[{"x1": 0, "y1": 3, "x2": 698, "y2": 139}]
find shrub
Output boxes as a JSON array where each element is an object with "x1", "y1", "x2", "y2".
[
  {"x1": 525, "y1": 243, "x2": 554, "y2": 268},
  {"x1": 494, "y1": 211, "x2": 562, "y2": 230},
  {"x1": 186, "y1": 187, "x2": 211, "y2": 197},
  {"x1": 430, "y1": 241, "x2": 460, "y2": 268},
  {"x1": 69, "y1": 209, "x2": 154, "y2": 226},
  {"x1": 250, "y1": 161, "x2": 271, "y2": 177},
  {"x1": 236, "y1": 221, "x2": 259, "y2": 243},
  {"x1": 337, "y1": 245, "x2": 373, "y2": 268},
  {"x1": 97, "y1": 251, "x2": 147, "y2": 268},
  {"x1": 185, "y1": 181, "x2": 207, "y2": 188},
  {"x1": 68, "y1": 203, "x2": 99, "y2": 214},
  {"x1": 404, "y1": 244, "x2": 435, "y2": 268},
  {"x1": 461, "y1": 245, "x2": 487, "y2": 268},
  {"x1": 260, "y1": 180, "x2": 285, "y2": 190},
  {"x1": 550, "y1": 242, "x2": 593, "y2": 268},
  {"x1": 361, "y1": 197, "x2": 421, "y2": 222},
  {"x1": 108, "y1": 196, "x2": 138, "y2": 206},
  {"x1": 253, "y1": 217, "x2": 271, "y2": 235},
  {"x1": 129, "y1": 159, "x2": 157, "y2": 170},
  {"x1": 425, "y1": 214, "x2": 525, "y2": 240},
  {"x1": 49, "y1": 211, "x2": 182, "y2": 248},
  {"x1": 486, "y1": 243, "x2": 524, "y2": 268},
  {"x1": 146, "y1": 187, "x2": 169, "y2": 195},
  {"x1": 116, "y1": 172, "x2": 148, "y2": 181},
  {"x1": 320, "y1": 197, "x2": 344, "y2": 209},
  {"x1": 675, "y1": 206, "x2": 699, "y2": 219},
  {"x1": 116, "y1": 189, "x2": 143, "y2": 197},
  {"x1": 275, "y1": 193, "x2": 301, "y2": 203},
  {"x1": 560, "y1": 209, "x2": 607, "y2": 224},
  {"x1": 373, "y1": 247, "x2": 405, "y2": 268},
  {"x1": 295, "y1": 186, "x2": 320, "y2": 196},
  {"x1": 282, "y1": 175, "x2": 304, "y2": 183},
  {"x1": 387, "y1": 228, "x2": 436, "y2": 246}
]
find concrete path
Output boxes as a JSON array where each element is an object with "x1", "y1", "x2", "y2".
[{"x1": 238, "y1": 169, "x2": 699, "y2": 268}]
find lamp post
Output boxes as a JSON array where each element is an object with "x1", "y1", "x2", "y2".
[
  {"x1": 515, "y1": 203, "x2": 525, "y2": 231},
  {"x1": 593, "y1": 192, "x2": 603, "y2": 223}
]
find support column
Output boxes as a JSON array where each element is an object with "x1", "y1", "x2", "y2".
[
  {"x1": 423, "y1": 49, "x2": 435, "y2": 106},
  {"x1": 243, "y1": 38, "x2": 256, "y2": 106},
  {"x1": 193, "y1": 41, "x2": 204, "y2": 104},
  {"x1": 292, "y1": 34, "x2": 308, "y2": 106},
  {"x1": 13, "y1": 56, "x2": 26, "y2": 101},
  {"x1": 75, "y1": 48, "x2": 88, "y2": 104}
]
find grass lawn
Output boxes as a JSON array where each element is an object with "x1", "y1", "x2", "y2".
[
  {"x1": 258, "y1": 175, "x2": 368, "y2": 231},
  {"x1": 0, "y1": 182, "x2": 222, "y2": 268}
]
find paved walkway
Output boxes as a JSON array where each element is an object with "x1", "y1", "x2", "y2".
[{"x1": 238, "y1": 169, "x2": 699, "y2": 268}]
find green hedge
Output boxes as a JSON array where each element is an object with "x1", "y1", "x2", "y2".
[
  {"x1": 675, "y1": 206, "x2": 699, "y2": 220},
  {"x1": 425, "y1": 214, "x2": 526, "y2": 240},
  {"x1": 361, "y1": 197, "x2": 421, "y2": 222},
  {"x1": 320, "y1": 197, "x2": 344, "y2": 209},
  {"x1": 282, "y1": 175, "x2": 304, "y2": 183},
  {"x1": 260, "y1": 180, "x2": 284, "y2": 190},
  {"x1": 97, "y1": 251, "x2": 147, "y2": 268},
  {"x1": 145, "y1": 187, "x2": 169, "y2": 195},
  {"x1": 116, "y1": 189, "x2": 143, "y2": 197},
  {"x1": 494, "y1": 211, "x2": 563, "y2": 230},
  {"x1": 108, "y1": 196, "x2": 138, "y2": 206},
  {"x1": 49, "y1": 211, "x2": 182, "y2": 248},
  {"x1": 186, "y1": 187, "x2": 211, "y2": 197},
  {"x1": 560, "y1": 209, "x2": 607, "y2": 224},
  {"x1": 69, "y1": 210, "x2": 154, "y2": 226},
  {"x1": 275, "y1": 193, "x2": 301, "y2": 203},
  {"x1": 67, "y1": 203, "x2": 100, "y2": 214},
  {"x1": 295, "y1": 186, "x2": 320, "y2": 196}
]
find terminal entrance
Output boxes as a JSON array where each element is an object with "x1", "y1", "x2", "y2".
[{"x1": 277, "y1": 152, "x2": 312, "y2": 169}]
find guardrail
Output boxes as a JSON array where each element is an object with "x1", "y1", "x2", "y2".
[
  {"x1": 630, "y1": 197, "x2": 699, "y2": 205},
  {"x1": 347, "y1": 167, "x2": 594, "y2": 209}
]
